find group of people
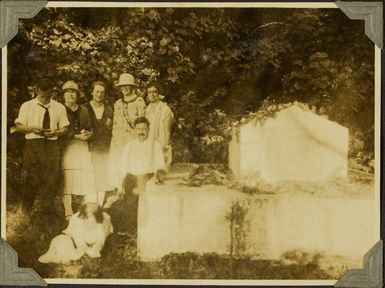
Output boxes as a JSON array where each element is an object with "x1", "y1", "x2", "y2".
[{"x1": 15, "y1": 73, "x2": 173, "y2": 223}]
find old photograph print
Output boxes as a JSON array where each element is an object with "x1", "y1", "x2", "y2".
[{"x1": 4, "y1": 3, "x2": 379, "y2": 281}]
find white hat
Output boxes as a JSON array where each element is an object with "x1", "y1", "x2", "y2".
[
  {"x1": 62, "y1": 81, "x2": 79, "y2": 91},
  {"x1": 115, "y1": 73, "x2": 138, "y2": 87}
]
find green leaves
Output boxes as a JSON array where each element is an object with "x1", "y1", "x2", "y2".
[
  {"x1": 146, "y1": 9, "x2": 161, "y2": 22},
  {"x1": 10, "y1": 7, "x2": 374, "y2": 163}
]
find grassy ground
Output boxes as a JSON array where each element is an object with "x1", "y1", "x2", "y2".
[
  {"x1": 6, "y1": 211, "x2": 334, "y2": 280},
  {"x1": 6, "y1": 164, "x2": 373, "y2": 280}
]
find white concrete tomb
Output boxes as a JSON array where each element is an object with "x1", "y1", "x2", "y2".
[
  {"x1": 229, "y1": 105, "x2": 349, "y2": 182},
  {"x1": 137, "y1": 183, "x2": 376, "y2": 267}
]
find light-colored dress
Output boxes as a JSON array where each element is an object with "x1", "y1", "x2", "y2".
[
  {"x1": 108, "y1": 97, "x2": 146, "y2": 188},
  {"x1": 83, "y1": 102, "x2": 113, "y2": 192},
  {"x1": 146, "y1": 101, "x2": 173, "y2": 166},
  {"x1": 62, "y1": 106, "x2": 97, "y2": 196}
]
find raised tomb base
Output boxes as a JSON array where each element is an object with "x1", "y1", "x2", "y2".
[{"x1": 137, "y1": 180, "x2": 377, "y2": 268}]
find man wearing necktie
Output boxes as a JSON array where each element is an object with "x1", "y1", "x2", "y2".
[{"x1": 15, "y1": 78, "x2": 69, "y2": 214}]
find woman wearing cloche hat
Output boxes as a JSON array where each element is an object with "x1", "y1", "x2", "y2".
[
  {"x1": 61, "y1": 80, "x2": 98, "y2": 219},
  {"x1": 107, "y1": 73, "x2": 146, "y2": 189}
]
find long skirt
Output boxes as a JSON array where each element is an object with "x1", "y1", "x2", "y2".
[
  {"x1": 107, "y1": 147, "x2": 122, "y2": 189},
  {"x1": 90, "y1": 149, "x2": 112, "y2": 192},
  {"x1": 62, "y1": 139, "x2": 96, "y2": 196}
]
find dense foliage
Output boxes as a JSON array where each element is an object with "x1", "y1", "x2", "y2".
[{"x1": 8, "y1": 8, "x2": 374, "y2": 163}]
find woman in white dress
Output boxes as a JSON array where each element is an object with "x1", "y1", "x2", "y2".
[
  {"x1": 61, "y1": 81, "x2": 97, "y2": 219},
  {"x1": 108, "y1": 73, "x2": 146, "y2": 189},
  {"x1": 145, "y1": 82, "x2": 173, "y2": 169}
]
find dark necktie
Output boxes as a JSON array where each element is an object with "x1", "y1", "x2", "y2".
[{"x1": 38, "y1": 104, "x2": 50, "y2": 130}]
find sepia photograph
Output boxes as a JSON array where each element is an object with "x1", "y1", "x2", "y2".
[{"x1": 2, "y1": 1, "x2": 381, "y2": 284}]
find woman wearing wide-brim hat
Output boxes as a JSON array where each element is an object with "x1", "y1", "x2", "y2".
[{"x1": 107, "y1": 73, "x2": 146, "y2": 189}]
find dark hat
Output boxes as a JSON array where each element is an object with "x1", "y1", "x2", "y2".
[{"x1": 37, "y1": 77, "x2": 53, "y2": 92}]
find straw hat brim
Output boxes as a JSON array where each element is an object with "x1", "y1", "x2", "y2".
[{"x1": 115, "y1": 83, "x2": 138, "y2": 87}]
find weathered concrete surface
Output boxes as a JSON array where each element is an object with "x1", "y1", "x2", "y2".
[
  {"x1": 245, "y1": 194, "x2": 376, "y2": 262},
  {"x1": 137, "y1": 174, "x2": 376, "y2": 269},
  {"x1": 138, "y1": 182, "x2": 239, "y2": 259},
  {"x1": 229, "y1": 105, "x2": 349, "y2": 182}
]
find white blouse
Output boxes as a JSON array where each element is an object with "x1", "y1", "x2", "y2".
[{"x1": 119, "y1": 138, "x2": 165, "y2": 176}]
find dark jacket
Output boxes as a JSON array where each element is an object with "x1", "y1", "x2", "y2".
[
  {"x1": 82, "y1": 102, "x2": 113, "y2": 153},
  {"x1": 64, "y1": 105, "x2": 92, "y2": 140}
]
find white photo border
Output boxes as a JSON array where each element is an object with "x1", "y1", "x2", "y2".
[{"x1": 1, "y1": 2, "x2": 382, "y2": 285}]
